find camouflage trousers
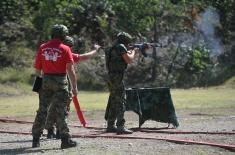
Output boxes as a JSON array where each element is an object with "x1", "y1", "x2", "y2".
[
  {"x1": 32, "y1": 74, "x2": 71, "y2": 138},
  {"x1": 105, "y1": 73, "x2": 126, "y2": 127},
  {"x1": 45, "y1": 76, "x2": 72, "y2": 130}
]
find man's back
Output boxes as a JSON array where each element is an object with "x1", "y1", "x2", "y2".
[{"x1": 34, "y1": 39, "x2": 73, "y2": 74}]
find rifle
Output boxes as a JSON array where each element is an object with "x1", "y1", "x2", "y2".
[{"x1": 130, "y1": 42, "x2": 165, "y2": 57}]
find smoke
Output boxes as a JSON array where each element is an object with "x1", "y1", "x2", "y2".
[{"x1": 195, "y1": 7, "x2": 223, "y2": 56}]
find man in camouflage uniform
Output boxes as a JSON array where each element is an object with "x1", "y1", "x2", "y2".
[
  {"x1": 105, "y1": 32, "x2": 140, "y2": 134},
  {"x1": 32, "y1": 24, "x2": 77, "y2": 149},
  {"x1": 45, "y1": 36, "x2": 75, "y2": 140},
  {"x1": 45, "y1": 36, "x2": 100, "y2": 139}
]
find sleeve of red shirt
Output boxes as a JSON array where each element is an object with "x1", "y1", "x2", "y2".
[
  {"x1": 34, "y1": 48, "x2": 42, "y2": 70},
  {"x1": 72, "y1": 53, "x2": 81, "y2": 63},
  {"x1": 65, "y1": 47, "x2": 74, "y2": 64}
]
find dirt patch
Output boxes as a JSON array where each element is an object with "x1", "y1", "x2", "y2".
[{"x1": 0, "y1": 108, "x2": 235, "y2": 155}]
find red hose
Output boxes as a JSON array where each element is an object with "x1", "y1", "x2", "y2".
[
  {"x1": 0, "y1": 118, "x2": 235, "y2": 135},
  {"x1": 0, "y1": 130, "x2": 234, "y2": 150},
  {"x1": 136, "y1": 129, "x2": 235, "y2": 135},
  {"x1": 0, "y1": 118, "x2": 33, "y2": 124},
  {"x1": 0, "y1": 118, "x2": 104, "y2": 130}
]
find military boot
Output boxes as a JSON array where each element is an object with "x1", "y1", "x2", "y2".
[
  {"x1": 116, "y1": 126, "x2": 133, "y2": 135},
  {"x1": 47, "y1": 128, "x2": 56, "y2": 139},
  {"x1": 32, "y1": 137, "x2": 40, "y2": 148},
  {"x1": 106, "y1": 121, "x2": 117, "y2": 133},
  {"x1": 61, "y1": 135, "x2": 77, "y2": 149},
  {"x1": 106, "y1": 125, "x2": 117, "y2": 133}
]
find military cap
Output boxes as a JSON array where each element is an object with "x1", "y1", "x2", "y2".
[{"x1": 51, "y1": 24, "x2": 69, "y2": 40}]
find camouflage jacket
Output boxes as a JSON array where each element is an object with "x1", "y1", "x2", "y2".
[{"x1": 105, "y1": 44, "x2": 128, "y2": 74}]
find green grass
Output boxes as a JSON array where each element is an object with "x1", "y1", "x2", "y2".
[
  {"x1": 0, "y1": 95, "x2": 38, "y2": 116},
  {"x1": 223, "y1": 76, "x2": 235, "y2": 88},
  {"x1": 171, "y1": 87, "x2": 235, "y2": 109},
  {"x1": 0, "y1": 89, "x2": 109, "y2": 117},
  {"x1": 0, "y1": 85, "x2": 234, "y2": 117},
  {"x1": 77, "y1": 91, "x2": 109, "y2": 110}
]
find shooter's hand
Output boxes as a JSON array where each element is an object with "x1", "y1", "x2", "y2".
[{"x1": 94, "y1": 44, "x2": 101, "y2": 52}]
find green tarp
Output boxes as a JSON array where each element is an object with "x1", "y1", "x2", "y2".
[{"x1": 125, "y1": 87, "x2": 179, "y2": 128}]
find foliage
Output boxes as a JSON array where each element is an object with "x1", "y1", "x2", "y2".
[
  {"x1": 76, "y1": 58, "x2": 108, "y2": 90},
  {"x1": 33, "y1": 0, "x2": 73, "y2": 41},
  {"x1": 184, "y1": 44, "x2": 211, "y2": 73},
  {"x1": 69, "y1": 0, "x2": 113, "y2": 45},
  {"x1": 0, "y1": 67, "x2": 33, "y2": 84},
  {"x1": 0, "y1": 0, "x2": 234, "y2": 89},
  {"x1": 0, "y1": 0, "x2": 36, "y2": 67}
]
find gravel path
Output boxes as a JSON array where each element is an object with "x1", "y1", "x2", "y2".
[{"x1": 0, "y1": 110, "x2": 235, "y2": 155}]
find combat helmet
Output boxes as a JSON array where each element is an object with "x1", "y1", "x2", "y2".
[
  {"x1": 64, "y1": 36, "x2": 74, "y2": 47},
  {"x1": 51, "y1": 24, "x2": 69, "y2": 40},
  {"x1": 117, "y1": 32, "x2": 133, "y2": 45}
]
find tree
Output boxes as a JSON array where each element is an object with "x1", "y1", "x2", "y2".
[{"x1": 0, "y1": 0, "x2": 37, "y2": 68}]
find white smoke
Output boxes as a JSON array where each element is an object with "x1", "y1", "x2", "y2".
[{"x1": 195, "y1": 7, "x2": 223, "y2": 56}]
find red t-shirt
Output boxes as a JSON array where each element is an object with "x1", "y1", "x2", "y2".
[
  {"x1": 34, "y1": 39, "x2": 74, "y2": 74},
  {"x1": 72, "y1": 53, "x2": 81, "y2": 63}
]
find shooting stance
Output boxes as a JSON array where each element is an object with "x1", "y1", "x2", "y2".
[
  {"x1": 32, "y1": 24, "x2": 77, "y2": 149},
  {"x1": 105, "y1": 32, "x2": 140, "y2": 134}
]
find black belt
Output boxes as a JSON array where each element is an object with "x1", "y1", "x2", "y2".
[{"x1": 44, "y1": 73, "x2": 66, "y2": 76}]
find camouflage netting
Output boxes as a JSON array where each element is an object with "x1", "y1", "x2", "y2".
[{"x1": 125, "y1": 87, "x2": 179, "y2": 128}]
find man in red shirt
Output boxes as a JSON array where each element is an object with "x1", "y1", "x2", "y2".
[
  {"x1": 32, "y1": 24, "x2": 77, "y2": 149},
  {"x1": 45, "y1": 36, "x2": 101, "y2": 139}
]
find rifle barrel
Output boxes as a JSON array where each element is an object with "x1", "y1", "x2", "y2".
[
  {"x1": 134, "y1": 43, "x2": 165, "y2": 47},
  {"x1": 149, "y1": 43, "x2": 163, "y2": 47}
]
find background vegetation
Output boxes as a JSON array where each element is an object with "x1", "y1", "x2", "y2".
[{"x1": 0, "y1": 0, "x2": 234, "y2": 90}]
